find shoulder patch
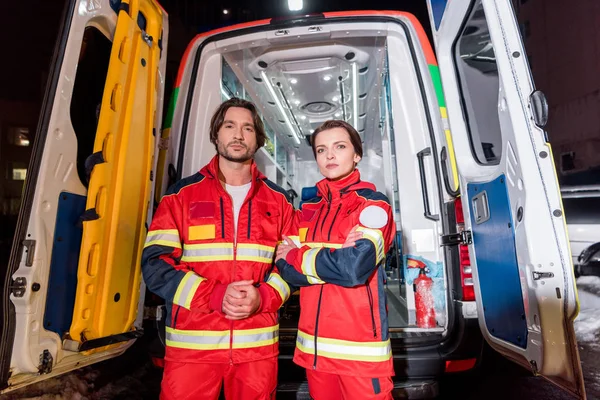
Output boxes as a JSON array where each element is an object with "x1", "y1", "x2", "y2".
[
  {"x1": 355, "y1": 188, "x2": 391, "y2": 204},
  {"x1": 165, "y1": 173, "x2": 205, "y2": 196},
  {"x1": 359, "y1": 205, "x2": 389, "y2": 229},
  {"x1": 263, "y1": 179, "x2": 293, "y2": 204}
]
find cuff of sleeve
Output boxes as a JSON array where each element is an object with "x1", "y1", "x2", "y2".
[
  {"x1": 209, "y1": 283, "x2": 227, "y2": 314},
  {"x1": 256, "y1": 284, "x2": 270, "y2": 313},
  {"x1": 286, "y1": 248, "x2": 300, "y2": 267}
]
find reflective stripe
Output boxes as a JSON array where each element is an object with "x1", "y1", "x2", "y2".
[
  {"x1": 165, "y1": 325, "x2": 278, "y2": 350},
  {"x1": 266, "y1": 273, "x2": 291, "y2": 304},
  {"x1": 166, "y1": 327, "x2": 230, "y2": 350},
  {"x1": 181, "y1": 243, "x2": 234, "y2": 262},
  {"x1": 173, "y1": 272, "x2": 205, "y2": 309},
  {"x1": 300, "y1": 248, "x2": 325, "y2": 284},
  {"x1": 356, "y1": 227, "x2": 385, "y2": 264},
  {"x1": 144, "y1": 229, "x2": 181, "y2": 249},
  {"x1": 296, "y1": 330, "x2": 392, "y2": 362},
  {"x1": 303, "y1": 242, "x2": 343, "y2": 249},
  {"x1": 237, "y1": 243, "x2": 275, "y2": 263},
  {"x1": 232, "y1": 325, "x2": 279, "y2": 348}
]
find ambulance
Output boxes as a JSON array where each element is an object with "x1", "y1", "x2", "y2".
[{"x1": 0, "y1": 0, "x2": 585, "y2": 398}]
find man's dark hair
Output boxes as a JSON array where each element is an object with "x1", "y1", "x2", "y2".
[
  {"x1": 209, "y1": 98, "x2": 267, "y2": 149},
  {"x1": 311, "y1": 120, "x2": 363, "y2": 158}
]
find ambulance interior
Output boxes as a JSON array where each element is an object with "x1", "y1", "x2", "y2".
[{"x1": 203, "y1": 23, "x2": 454, "y2": 335}]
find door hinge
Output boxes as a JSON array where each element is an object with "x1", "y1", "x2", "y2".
[
  {"x1": 38, "y1": 349, "x2": 53, "y2": 374},
  {"x1": 532, "y1": 271, "x2": 554, "y2": 280},
  {"x1": 530, "y1": 360, "x2": 538, "y2": 375},
  {"x1": 10, "y1": 277, "x2": 27, "y2": 298},
  {"x1": 441, "y1": 231, "x2": 472, "y2": 247}
]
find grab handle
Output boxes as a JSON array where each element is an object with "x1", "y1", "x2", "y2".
[{"x1": 417, "y1": 148, "x2": 439, "y2": 221}]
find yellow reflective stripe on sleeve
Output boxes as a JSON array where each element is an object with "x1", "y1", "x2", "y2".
[
  {"x1": 181, "y1": 243, "x2": 234, "y2": 262},
  {"x1": 356, "y1": 227, "x2": 385, "y2": 264},
  {"x1": 173, "y1": 272, "x2": 206, "y2": 309},
  {"x1": 237, "y1": 243, "x2": 275, "y2": 263},
  {"x1": 287, "y1": 235, "x2": 301, "y2": 246},
  {"x1": 144, "y1": 229, "x2": 181, "y2": 249},
  {"x1": 296, "y1": 330, "x2": 392, "y2": 362},
  {"x1": 303, "y1": 242, "x2": 343, "y2": 249},
  {"x1": 266, "y1": 273, "x2": 291, "y2": 304},
  {"x1": 165, "y1": 325, "x2": 278, "y2": 350},
  {"x1": 301, "y1": 248, "x2": 325, "y2": 284}
]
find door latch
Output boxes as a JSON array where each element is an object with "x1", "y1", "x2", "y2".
[
  {"x1": 10, "y1": 277, "x2": 27, "y2": 298},
  {"x1": 532, "y1": 271, "x2": 554, "y2": 280},
  {"x1": 441, "y1": 231, "x2": 472, "y2": 247},
  {"x1": 23, "y1": 239, "x2": 36, "y2": 267}
]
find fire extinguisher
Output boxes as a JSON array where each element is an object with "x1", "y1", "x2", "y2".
[{"x1": 408, "y1": 259, "x2": 436, "y2": 328}]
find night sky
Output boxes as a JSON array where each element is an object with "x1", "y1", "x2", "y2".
[{"x1": 0, "y1": 0, "x2": 430, "y2": 104}]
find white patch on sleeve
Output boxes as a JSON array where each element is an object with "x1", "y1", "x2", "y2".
[{"x1": 359, "y1": 205, "x2": 388, "y2": 229}]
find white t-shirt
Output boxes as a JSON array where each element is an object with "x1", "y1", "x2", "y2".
[{"x1": 225, "y1": 182, "x2": 252, "y2": 237}]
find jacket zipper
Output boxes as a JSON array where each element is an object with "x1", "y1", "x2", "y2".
[
  {"x1": 310, "y1": 206, "x2": 324, "y2": 242},
  {"x1": 228, "y1": 187, "x2": 252, "y2": 365},
  {"x1": 327, "y1": 203, "x2": 342, "y2": 241},
  {"x1": 366, "y1": 285, "x2": 377, "y2": 338},
  {"x1": 313, "y1": 286, "x2": 325, "y2": 369},
  {"x1": 319, "y1": 192, "x2": 332, "y2": 237},
  {"x1": 247, "y1": 200, "x2": 252, "y2": 239},
  {"x1": 228, "y1": 194, "x2": 236, "y2": 365},
  {"x1": 219, "y1": 197, "x2": 225, "y2": 239}
]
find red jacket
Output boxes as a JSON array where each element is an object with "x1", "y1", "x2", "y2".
[
  {"x1": 278, "y1": 170, "x2": 395, "y2": 377},
  {"x1": 142, "y1": 155, "x2": 295, "y2": 364}
]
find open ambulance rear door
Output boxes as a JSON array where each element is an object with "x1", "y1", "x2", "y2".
[
  {"x1": 0, "y1": 0, "x2": 167, "y2": 393},
  {"x1": 425, "y1": 0, "x2": 585, "y2": 398}
]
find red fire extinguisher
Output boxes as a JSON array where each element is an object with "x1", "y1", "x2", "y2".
[{"x1": 408, "y1": 259, "x2": 436, "y2": 328}]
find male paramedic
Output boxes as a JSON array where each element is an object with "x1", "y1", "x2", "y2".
[{"x1": 141, "y1": 98, "x2": 295, "y2": 400}]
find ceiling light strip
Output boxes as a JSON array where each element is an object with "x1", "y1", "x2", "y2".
[
  {"x1": 261, "y1": 71, "x2": 301, "y2": 145},
  {"x1": 338, "y1": 76, "x2": 347, "y2": 121},
  {"x1": 352, "y1": 63, "x2": 359, "y2": 130},
  {"x1": 220, "y1": 85, "x2": 231, "y2": 100},
  {"x1": 276, "y1": 83, "x2": 305, "y2": 140}
]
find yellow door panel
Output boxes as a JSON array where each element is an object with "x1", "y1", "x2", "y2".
[{"x1": 69, "y1": 0, "x2": 164, "y2": 344}]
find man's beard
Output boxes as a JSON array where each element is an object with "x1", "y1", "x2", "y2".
[{"x1": 217, "y1": 140, "x2": 257, "y2": 163}]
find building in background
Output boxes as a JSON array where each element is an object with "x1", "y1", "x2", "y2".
[{"x1": 513, "y1": 0, "x2": 600, "y2": 185}]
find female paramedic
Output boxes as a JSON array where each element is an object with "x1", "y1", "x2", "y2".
[{"x1": 275, "y1": 120, "x2": 396, "y2": 400}]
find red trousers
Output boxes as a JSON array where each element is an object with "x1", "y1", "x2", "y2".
[
  {"x1": 160, "y1": 357, "x2": 277, "y2": 400},
  {"x1": 307, "y1": 369, "x2": 393, "y2": 400}
]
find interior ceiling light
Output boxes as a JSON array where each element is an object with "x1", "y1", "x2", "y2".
[
  {"x1": 261, "y1": 71, "x2": 301, "y2": 145},
  {"x1": 294, "y1": 99, "x2": 301, "y2": 105},
  {"x1": 300, "y1": 115, "x2": 306, "y2": 120},
  {"x1": 352, "y1": 63, "x2": 359, "y2": 129},
  {"x1": 332, "y1": 96, "x2": 339, "y2": 102},
  {"x1": 290, "y1": 78, "x2": 298, "y2": 84},
  {"x1": 288, "y1": 0, "x2": 303, "y2": 11},
  {"x1": 335, "y1": 112, "x2": 342, "y2": 117},
  {"x1": 222, "y1": 9, "x2": 229, "y2": 14},
  {"x1": 323, "y1": 75, "x2": 332, "y2": 82}
]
